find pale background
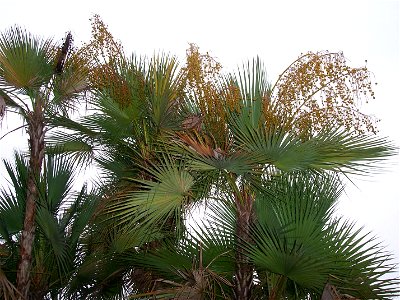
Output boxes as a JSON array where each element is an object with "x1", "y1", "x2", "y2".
[{"x1": 1, "y1": 0, "x2": 399, "y2": 282}]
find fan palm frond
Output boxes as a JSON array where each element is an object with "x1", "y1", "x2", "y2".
[
  {"x1": 243, "y1": 172, "x2": 399, "y2": 299},
  {"x1": 108, "y1": 155, "x2": 194, "y2": 235},
  {"x1": 229, "y1": 110, "x2": 395, "y2": 174},
  {"x1": 0, "y1": 26, "x2": 56, "y2": 95}
]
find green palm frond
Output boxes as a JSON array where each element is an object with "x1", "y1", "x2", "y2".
[
  {"x1": 39, "y1": 154, "x2": 75, "y2": 213},
  {"x1": 62, "y1": 187, "x2": 99, "y2": 246},
  {"x1": 35, "y1": 208, "x2": 70, "y2": 275},
  {"x1": 86, "y1": 94, "x2": 138, "y2": 143},
  {"x1": 46, "y1": 115, "x2": 99, "y2": 167},
  {"x1": 65, "y1": 217, "x2": 139, "y2": 299},
  {"x1": 0, "y1": 152, "x2": 99, "y2": 297},
  {"x1": 243, "y1": 172, "x2": 399, "y2": 298},
  {"x1": 146, "y1": 54, "x2": 185, "y2": 132},
  {"x1": 229, "y1": 110, "x2": 395, "y2": 174},
  {"x1": 109, "y1": 155, "x2": 194, "y2": 234},
  {"x1": 299, "y1": 127, "x2": 395, "y2": 172},
  {"x1": 326, "y1": 220, "x2": 399, "y2": 299},
  {"x1": 0, "y1": 26, "x2": 56, "y2": 94},
  {"x1": 247, "y1": 173, "x2": 331, "y2": 288},
  {"x1": 257, "y1": 172, "x2": 342, "y2": 230},
  {"x1": 0, "y1": 152, "x2": 28, "y2": 238},
  {"x1": 46, "y1": 138, "x2": 95, "y2": 169},
  {"x1": 233, "y1": 57, "x2": 271, "y2": 127}
]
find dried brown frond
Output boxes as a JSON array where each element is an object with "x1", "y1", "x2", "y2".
[
  {"x1": 176, "y1": 130, "x2": 230, "y2": 160},
  {"x1": 177, "y1": 131, "x2": 216, "y2": 157},
  {"x1": 55, "y1": 32, "x2": 73, "y2": 74},
  {"x1": 322, "y1": 283, "x2": 361, "y2": 300}
]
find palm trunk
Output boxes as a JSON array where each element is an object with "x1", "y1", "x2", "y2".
[
  {"x1": 234, "y1": 188, "x2": 254, "y2": 300},
  {"x1": 16, "y1": 105, "x2": 45, "y2": 300}
]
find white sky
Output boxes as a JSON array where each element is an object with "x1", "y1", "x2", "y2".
[{"x1": 1, "y1": 0, "x2": 399, "y2": 279}]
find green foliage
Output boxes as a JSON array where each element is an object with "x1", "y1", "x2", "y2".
[
  {"x1": 246, "y1": 172, "x2": 398, "y2": 299},
  {"x1": 1, "y1": 18, "x2": 398, "y2": 299},
  {"x1": 0, "y1": 26, "x2": 56, "y2": 94},
  {"x1": 0, "y1": 153, "x2": 99, "y2": 298}
]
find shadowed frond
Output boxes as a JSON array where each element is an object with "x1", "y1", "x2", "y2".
[
  {"x1": 0, "y1": 153, "x2": 28, "y2": 239},
  {"x1": 0, "y1": 267, "x2": 20, "y2": 300},
  {"x1": 128, "y1": 227, "x2": 235, "y2": 299},
  {"x1": 326, "y1": 221, "x2": 400, "y2": 299}
]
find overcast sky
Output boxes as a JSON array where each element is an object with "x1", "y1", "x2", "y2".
[{"x1": 1, "y1": 0, "x2": 399, "y2": 278}]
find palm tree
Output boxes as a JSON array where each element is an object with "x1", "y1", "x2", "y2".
[
  {"x1": 0, "y1": 26, "x2": 88, "y2": 298},
  {"x1": 123, "y1": 172, "x2": 398, "y2": 299},
  {"x1": 107, "y1": 57, "x2": 397, "y2": 299},
  {"x1": 0, "y1": 153, "x2": 98, "y2": 299},
  {"x1": 47, "y1": 19, "x2": 398, "y2": 298},
  {"x1": 171, "y1": 57, "x2": 397, "y2": 299},
  {"x1": 50, "y1": 54, "x2": 190, "y2": 298},
  {"x1": 112, "y1": 131, "x2": 397, "y2": 300},
  {"x1": 45, "y1": 16, "x2": 192, "y2": 297}
]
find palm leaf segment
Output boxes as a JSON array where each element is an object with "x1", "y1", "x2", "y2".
[{"x1": 109, "y1": 155, "x2": 194, "y2": 236}]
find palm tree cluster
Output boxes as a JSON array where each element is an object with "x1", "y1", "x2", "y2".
[{"x1": 0, "y1": 16, "x2": 399, "y2": 299}]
